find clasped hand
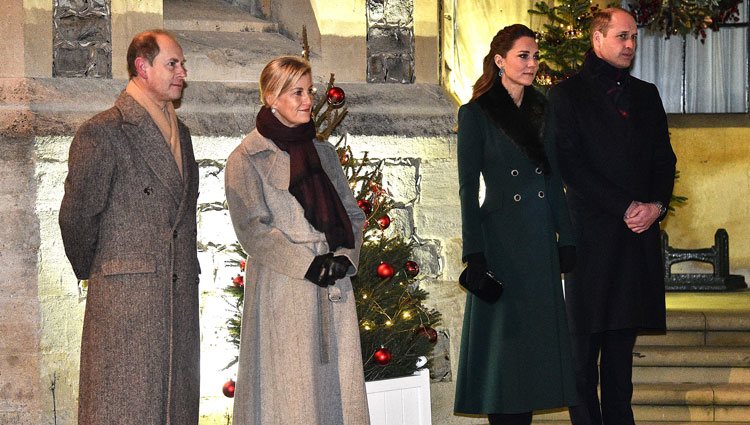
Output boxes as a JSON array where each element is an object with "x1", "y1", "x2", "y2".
[
  {"x1": 305, "y1": 253, "x2": 350, "y2": 287},
  {"x1": 623, "y1": 201, "x2": 661, "y2": 234}
]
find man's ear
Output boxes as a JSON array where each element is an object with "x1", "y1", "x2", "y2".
[
  {"x1": 134, "y1": 56, "x2": 149, "y2": 79},
  {"x1": 592, "y1": 31, "x2": 603, "y2": 49}
]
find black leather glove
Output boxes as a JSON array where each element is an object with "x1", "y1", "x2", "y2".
[
  {"x1": 558, "y1": 245, "x2": 576, "y2": 274},
  {"x1": 305, "y1": 253, "x2": 334, "y2": 287},
  {"x1": 463, "y1": 252, "x2": 488, "y2": 286},
  {"x1": 328, "y1": 256, "x2": 351, "y2": 283}
]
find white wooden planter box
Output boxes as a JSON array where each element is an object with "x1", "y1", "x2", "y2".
[{"x1": 365, "y1": 368, "x2": 432, "y2": 425}]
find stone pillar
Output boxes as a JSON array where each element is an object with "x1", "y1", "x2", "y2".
[
  {"x1": 110, "y1": 0, "x2": 163, "y2": 79},
  {"x1": 53, "y1": 0, "x2": 113, "y2": 78},
  {"x1": 0, "y1": 0, "x2": 53, "y2": 78}
]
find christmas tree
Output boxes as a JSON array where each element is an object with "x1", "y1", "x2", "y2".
[
  {"x1": 219, "y1": 28, "x2": 442, "y2": 395},
  {"x1": 529, "y1": 0, "x2": 601, "y2": 87}
]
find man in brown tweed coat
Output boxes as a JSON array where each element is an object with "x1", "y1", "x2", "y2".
[{"x1": 59, "y1": 30, "x2": 200, "y2": 424}]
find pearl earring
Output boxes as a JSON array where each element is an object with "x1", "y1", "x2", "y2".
[{"x1": 271, "y1": 107, "x2": 276, "y2": 114}]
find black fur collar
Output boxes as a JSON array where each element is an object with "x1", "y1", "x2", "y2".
[{"x1": 475, "y1": 80, "x2": 550, "y2": 174}]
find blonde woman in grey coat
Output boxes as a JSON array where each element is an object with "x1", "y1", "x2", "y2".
[{"x1": 225, "y1": 56, "x2": 370, "y2": 425}]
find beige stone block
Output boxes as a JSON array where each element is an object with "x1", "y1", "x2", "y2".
[
  {"x1": 632, "y1": 383, "x2": 713, "y2": 405},
  {"x1": 111, "y1": 1, "x2": 164, "y2": 79},
  {"x1": 665, "y1": 309, "x2": 707, "y2": 330},
  {"x1": 706, "y1": 310, "x2": 750, "y2": 331},
  {"x1": 347, "y1": 135, "x2": 456, "y2": 161},
  {"x1": 714, "y1": 383, "x2": 750, "y2": 404},
  {"x1": 636, "y1": 331, "x2": 705, "y2": 347},
  {"x1": 633, "y1": 346, "x2": 750, "y2": 367},
  {"x1": 633, "y1": 365, "x2": 750, "y2": 384},
  {"x1": 715, "y1": 405, "x2": 750, "y2": 422},
  {"x1": 634, "y1": 404, "x2": 713, "y2": 422},
  {"x1": 0, "y1": 1, "x2": 24, "y2": 77},
  {"x1": 707, "y1": 330, "x2": 750, "y2": 346},
  {"x1": 414, "y1": 0, "x2": 438, "y2": 84},
  {"x1": 24, "y1": 1, "x2": 53, "y2": 78}
]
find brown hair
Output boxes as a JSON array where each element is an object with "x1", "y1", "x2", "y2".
[
  {"x1": 126, "y1": 29, "x2": 176, "y2": 79},
  {"x1": 259, "y1": 56, "x2": 312, "y2": 106},
  {"x1": 590, "y1": 7, "x2": 632, "y2": 42},
  {"x1": 471, "y1": 24, "x2": 536, "y2": 101}
]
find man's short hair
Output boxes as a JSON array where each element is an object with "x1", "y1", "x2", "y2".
[
  {"x1": 126, "y1": 29, "x2": 176, "y2": 79},
  {"x1": 590, "y1": 7, "x2": 632, "y2": 42}
]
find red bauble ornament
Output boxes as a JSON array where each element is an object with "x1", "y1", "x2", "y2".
[
  {"x1": 326, "y1": 86, "x2": 346, "y2": 108},
  {"x1": 222, "y1": 379, "x2": 236, "y2": 398},
  {"x1": 377, "y1": 215, "x2": 391, "y2": 230},
  {"x1": 404, "y1": 260, "x2": 419, "y2": 277},
  {"x1": 374, "y1": 347, "x2": 392, "y2": 366},
  {"x1": 239, "y1": 259, "x2": 246, "y2": 272},
  {"x1": 232, "y1": 274, "x2": 244, "y2": 287},
  {"x1": 357, "y1": 199, "x2": 372, "y2": 215},
  {"x1": 417, "y1": 325, "x2": 438, "y2": 344},
  {"x1": 376, "y1": 262, "x2": 395, "y2": 279}
]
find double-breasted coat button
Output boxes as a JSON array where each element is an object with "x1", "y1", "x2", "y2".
[
  {"x1": 513, "y1": 194, "x2": 521, "y2": 202},
  {"x1": 173, "y1": 230, "x2": 178, "y2": 239},
  {"x1": 538, "y1": 191, "x2": 545, "y2": 198},
  {"x1": 172, "y1": 273, "x2": 178, "y2": 283},
  {"x1": 535, "y1": 167, "x2": 543, "y2": 174},
  {"x1": 510, "y1": 169, "x2": 519, "y2": 176}
]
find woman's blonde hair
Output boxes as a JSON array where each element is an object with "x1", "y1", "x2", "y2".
[{"x1": 259, "y1": 56, "x2": 312, "y2": 106}]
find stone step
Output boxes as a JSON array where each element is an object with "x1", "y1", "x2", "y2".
[
  {"x1": 637, "y1": 330, "x2": 750, "y2": 346},
  {"x1": 534, "y1": 384, "x2": 750, "y2": 422},
  {"x1": 173, "y1": 29, "x2": 322, "y2": 83},
  {"x1": 634, "y1": 365, "x2": 750, "y2": 385},
  {"x1": 633, "y1": 346, "x2": 750, "y2": 368},
  {"x1": 164, "y1": 0, "x2": 277, "y2": 33},
  {"x1": 0, "y1": 78, "x2": 456, "y2": 138}
]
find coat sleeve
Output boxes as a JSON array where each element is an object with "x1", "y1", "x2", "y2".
[
  {"x1": 645, "y1": 83, "x2": 677, "y2": 215},
  {"x1": 58, "y1": 120, "x2": 117, "y2": 280},
  {"x1": 225, "y1": 149, "x2": 316, "y2": 281},
  {"x1": 547, "y1": 85, "x2": 634, "y2": 218},
  {"x1": 542, "y1": 106, "x2": 575, "y2": 247},
  {"x1": 457, "y1": 103, "x2": 485, "y2": 260},
  {"x1": 319, "y1": 144, "x2": 365, "y2": 277}
]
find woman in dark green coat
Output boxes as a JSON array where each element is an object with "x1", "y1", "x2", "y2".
[{"x1": 454, "y1": 24, "x2": 577, "y2": 425}]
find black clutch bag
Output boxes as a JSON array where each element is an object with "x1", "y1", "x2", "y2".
[{"x1": 459, "y1": 268, "x2": 503, "y2": 303}]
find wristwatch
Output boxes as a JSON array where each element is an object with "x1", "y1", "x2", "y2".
[{"x1": 654, "y1": 201, "x2": 667, "y2": 216}]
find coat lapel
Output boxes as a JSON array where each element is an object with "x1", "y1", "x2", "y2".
[
  {"x1": 242, "y1": 130, "x2": 291, "y2": 190},
  {"x1": 117, "y1": 93, "x2": 184, "y2": 207}
]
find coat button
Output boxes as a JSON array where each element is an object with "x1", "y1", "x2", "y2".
[
  {"x1": 172, "y1": 273, "x2": 178, "y2": 283},
  {"x1": 513, "y1": 194, "x2": 521, "y2": 202},
  {"x1": 510, "y1": 169, "x2": 519, "y2": 176},
  {"x1": 535, "y1": 167, "x2": 543, "y2": 174},
  {"x1": 173, "y1": 230, "x2": 178, "y2": 239},
  {"x1": 538, "y1": 191, "x2": 545, "y2": 198}
]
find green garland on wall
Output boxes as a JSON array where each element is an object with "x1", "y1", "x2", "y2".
[{"x1": 629, "y1": 0, "x2": 744, "y2": 41}]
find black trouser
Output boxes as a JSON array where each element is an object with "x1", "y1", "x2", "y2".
[
  {"x1": 568, "y1": 329, "x2": 638, "y2": 425},
  {"x1": 488, "y1": 412, "x2": 532, "y2": 425}
]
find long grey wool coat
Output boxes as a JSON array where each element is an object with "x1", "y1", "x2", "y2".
[
  {"x1": 225, "y1": 129, "x2": 370, "y2": 425},
  {"x1": 59, "y1": 91, "x2": 200, "y2": 425},
  {"x1": 454, "y1": 85, "x2": 577, "y2": 414}
]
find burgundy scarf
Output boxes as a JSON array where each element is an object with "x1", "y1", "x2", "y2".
[
  {"x1": 256, "y1": 106, "x2": 354, "y2": 250},
  {"x1": 583, "y1": 49, "x2": 631, "y2": 119}
]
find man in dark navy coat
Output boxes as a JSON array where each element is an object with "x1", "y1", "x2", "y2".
[{"x1": 547, "y1": 7, "x2": 677, "y2": 425}]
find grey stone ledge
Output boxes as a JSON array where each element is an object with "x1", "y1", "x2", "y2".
[{"x1": 0, "y1": 78, "x2": 456, "y2": 138}]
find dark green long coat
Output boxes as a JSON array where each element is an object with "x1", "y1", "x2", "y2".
[{"x1": 454, "y1": 84, "x2": 577, "y2": 414}]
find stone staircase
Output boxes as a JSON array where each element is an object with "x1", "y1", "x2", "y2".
[
  {"x1": 534, "y1": 307, "x2": 750, "y2": 424},
  {"x1": 164, "y1": 0, "x2": 323, "y2": 83}
]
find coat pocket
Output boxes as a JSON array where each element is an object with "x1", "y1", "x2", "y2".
[{"x1": 101, "y1": 253, "x2": 157, "y2": 276}]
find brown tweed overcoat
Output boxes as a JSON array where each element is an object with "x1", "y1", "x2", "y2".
[
  {"x1": 225, "y1": 130, "x2": 370, "y2": 425},
  {"x1": 59, "y1": 91, "x2": 200, "y2": 425}
]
